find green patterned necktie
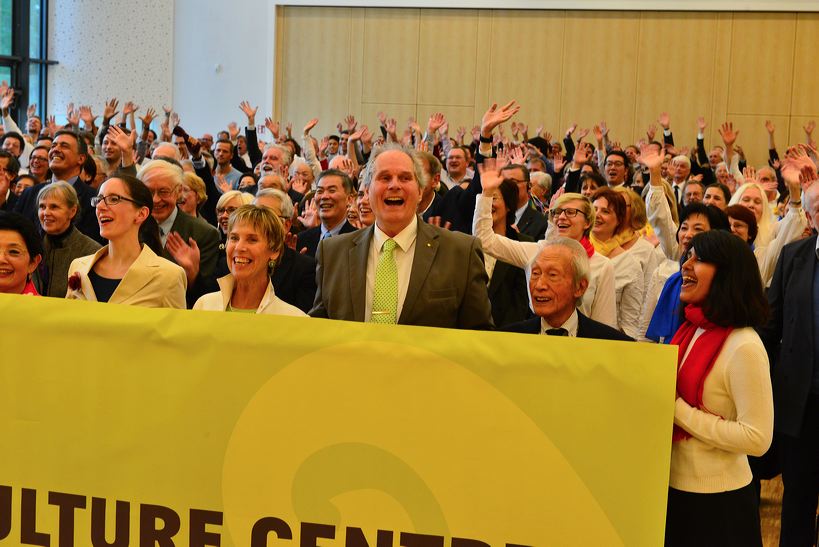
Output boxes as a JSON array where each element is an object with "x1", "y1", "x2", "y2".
[{"x1": 370, "y1": 238, "x2": 398, "y2": 324}]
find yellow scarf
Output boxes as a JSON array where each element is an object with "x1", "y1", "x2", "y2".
[{"x1": 591, "y1": 229, "x2": 636, "y2": 257}]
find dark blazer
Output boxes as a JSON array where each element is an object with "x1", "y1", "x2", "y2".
[
  {"x1": 309, "y1": 217, "x2": 494, "y2": 330},
  {"x1": 0, "y1": 191, "x2": 17, "y2": 212},
  {"x1": 164, "y1": 208, "x2": 221, "y2": 280},
  {"x1": 15, "y1": 176, "x2": 101, "y2": 243},
  {"x1": 759, "y1": 234, "x2": 817, "y2": 437},
  {"x1": 271, "y1": 246, "x2": 317, "y2": 313},
  {"x1": 502, "y1": 311, "x2": 634, "y2": 342},
  {"x1": 488, "y1": 259, "x2": 532, "y2": 328},
  {"x1": 516, "y1": 204, "x2": 548, "y2": 241},
  {"x1": 420, "y1": 192, "x2": 444, "y2": 223},
  {"x1": 297, "y1": 220, "x2": 356, "y2": 258}
]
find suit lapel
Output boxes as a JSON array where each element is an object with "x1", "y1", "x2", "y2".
[
  {"x1": 400, "y1": 219, "x2": 439, "y2": 324},
  {"x1": 74, "y1": 247, "x2": 108, "y2": 302},
  {"x1": 348, "y1": 227, "x2": 372, "y2": 322},
  {"x1": 109, "y1": 247, "x2": 159, "y2": 304},
  {"x1": 488, "y1": 260, "x2": 508, "y2": 298}
]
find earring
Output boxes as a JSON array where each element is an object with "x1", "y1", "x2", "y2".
[{"x1": 268, "y1": 258, "x2": 277, "y2": 270}]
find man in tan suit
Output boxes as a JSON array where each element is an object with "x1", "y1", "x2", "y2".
[{"x1": 309, "y1": 143, "x2": 493, "y2": 330}]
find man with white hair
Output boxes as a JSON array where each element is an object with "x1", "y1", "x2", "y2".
[
  {"x1": 138, "y1": 159, "x2": 220, "y2": 289},
  {"x1": 502, "y1": 238, "x2": 632, "y2": 340},
  {"x1": 253, "y1": 188, "x2": 317, "y2": 313}
]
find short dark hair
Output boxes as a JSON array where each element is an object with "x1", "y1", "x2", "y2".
[
  {"x1": 54, "y1": 129, "x2": 88, "y2": 158},
  {"x1": 0, "y1": 150, "x2": 21, "y2": 176},
  {"x1": 580, "y1": 171, "x2": 606, "y2": 191},
  {"x1": 605, "y1": 150, "x2": 630, "y2": 170},
  {"x1": 0, "y1": 132, "x2": 25, "y2": 155},
  {"x1": 215, "y1": 138, "x2": 234, "y2": 155},
  {"x1": 686, "y1": 230, "x2": 768, "y2": 328},
  {"x1": 725, "y1": 204, "x2": 759, "y2": 245},
  {"x1": 677, "y1": 202, "x2": 729, "y2": 235},
  {"x1": 500, "y1": 163, "x2": 530, "y2": 183},
  {"x1": 327, "y1": 135, "x2": 340, "y2": 143},
  {"x1": 284, "y1": 137, "x2": 301, "y2": 157},
  {"x1": 317, "y1": 168, "x2": 354, "y2": 195},
  {"x1": 0, "y1": 211, "x2": 43, "y2": 258},
  {"x1": 706, "y1": 182, "x2": 731, "y2": 203}
]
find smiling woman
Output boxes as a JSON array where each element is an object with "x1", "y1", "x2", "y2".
[
  {"x1": 0, "y1": 211, "x2": 42, "y2": 295},
  {"x1": 35, "y1": 181, "x2": 100, "y2": 297},
  {"x1": 666, "y1": 230, "x2": 772, "y2": 546},
  {"x1": 193, "y1": 204, "x2": 306, "y2": 316}
]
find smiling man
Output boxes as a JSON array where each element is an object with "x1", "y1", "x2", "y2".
[
  {"x1": 309, "y1": 143, "x2": 493, "y2": 330},
  {"x1": 296, "y1": 169, "x2": 357, "y2": 257},
  {"x1": 502, "y1": 238, "x2": 632, "y2": 340}
]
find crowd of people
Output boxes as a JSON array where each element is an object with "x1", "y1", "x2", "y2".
[{"x1": 0, "y1": 82, "x2": 817, "y2": 546}]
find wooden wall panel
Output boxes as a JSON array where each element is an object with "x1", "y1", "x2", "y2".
[
  {"x1": 362, "y1": 8, "x2": 420, "y2": 104},
  {"x1": 560, "y1": 12, "x2": 640, "y2": 147},
  {"x1": 790, "y1": 13, "x2": 819, "y2": 116},
  {"x1": 276, "y1": 7, "x2": 819, "y2": 165},
  {"x1": 633, "y1": 12, "x2": 719, "y2": 149},
  {"x1": 280, "y1": 6, "x2": 353, "y2": 138},
  {"x1": 486, "y1": 10, "x2": 565, "y2": 131},
  {"x1": 417, "y1": 9, "x2": 479, "y2": 107},
  {"x1": 786, "y1": 115, "x2": 815, "y2": 155},
  {"x1": 727, "y1": 13, "x2": 796, "y2": 116}
]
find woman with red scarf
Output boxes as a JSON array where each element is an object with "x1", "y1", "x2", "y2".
[
  {"x1": 0, "y1": 212, "x2": 42, "y2": 296},
  {"x1": 665, "y1": 230, "x2": 772, "y2": 546}
]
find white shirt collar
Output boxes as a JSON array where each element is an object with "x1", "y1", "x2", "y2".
[
  {"x1": 158, "y1": 206, "x2": 179, "y2": 241},
  {"x1": 373, "y1": 215, "x2": 418, "y2": 253},
  {"x1": 540, "y1": 309, "x2": 579, "y2": 337},
  {"x1": 320, "y1": 218, "x2": 347, "y2": 238}
]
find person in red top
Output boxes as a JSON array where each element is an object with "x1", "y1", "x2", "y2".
[{"x1": 0, "y1": 211, "x2": 42, "y2": 295}]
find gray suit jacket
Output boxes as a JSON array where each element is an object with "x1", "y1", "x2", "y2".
[{"x1": 309, "y1": 217, "x2": 494, "y2": 330}]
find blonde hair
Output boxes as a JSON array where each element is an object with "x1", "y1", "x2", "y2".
[
  {"x1": 216, "y1": 190, "x2": 254, "y2": 211},
  {"x1": 182, "y1": 172, "x2": 207, "y2": 211},
  {"x1": 227, "y1": 204, "x2": 285, "y2": 258},
  {"x1": 612, "y1": 186, "x2": 647, "y2": 231},
  {"x1": 728, "y1": 182, "x2": 774, "y2": 247},
  {"x1": 552, "y1": 192, "x2": 594, "y2": 238}
]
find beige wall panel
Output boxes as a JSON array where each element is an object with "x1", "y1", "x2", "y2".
[
  {"x1": 786, "y1": 115, "x2": 815, "y2": 153},
  {"x1": 727, "y1": 13, "x2": 796, "y2": 116},
  {"x1": 348, "y1": 11, "x2": 366, "y2": 118},
  {"x1": 790, "y1": 13, "x2": 819, "y2": 117},
  {"x1": 716, "y1": 114, "x2": 789, "y2": 168},
  {"x1": 417, "y1": 9, "x2": 479, "y2": 106},
  {"x1": 416, "y1": 105, "x2": 477, "y2": 140},
  {"x1": 560, "y1": 12, "x2": 639, "y2": 147},
  {"x1": 280, "y1": 7, "x2": 353, "y2": 138},
  {"x1": 486, "y1": 10, "x2": 565, "y2": 131},
  {"x1": 359, "y1": 103, "x2": 419, "y2": 136},
  {"x1": 472, "y1": 10, "x2": 493, "y2": 117},
  {"x1": 362, "y1": 8, "x2": 420, "y2": 105},
  {"x1": 633, "y1": 12, "x2": 719, "y2": 149},
  {"x1": 708, "y1": 13, "x2": 734, "y2": 147}
]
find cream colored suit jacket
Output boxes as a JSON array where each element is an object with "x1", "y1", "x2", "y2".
[{"x1": 66, "y1": 245, "x2": 187, "y2": 309}]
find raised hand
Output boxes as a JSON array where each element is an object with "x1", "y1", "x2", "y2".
[
  {"x1": 407, "y1": 116, "x2": 421, "y2": 135},
  {"x1": 471, "y1": 125, "x2": 481, "y2": 142},
  {"x1": 572, "y1": 141, "x2": 592, "y2": 167},
  {"x1": 658, "y1": 111, "x2": 670, "y2": 130},
  {"x1": 696, "y1": 116, "x2": 707, "y2": 133},
  {"x1": 0, "y1": 87, "x2": 14, "y2": 110},
  {"x1": 798, "y1": 164, "x2": 818, "y2": 192},
  {"x1": 27, "y1": 103, "x2": 36, "y2": 118},
  {"x1": 215, "y1": 174, "x2": 231, "y2": 194},
  {"x1": 742, "y1": 166, "x2": 758, "y2": 184},
  {"x1": 78, "y1": 105, "x2": 96, "y2": 127},
  {"x1": 576, "y1": 127, "x2": 590, "y2": 141},
  {"x1": 360, "y1": 125, "x2": 373, "y2": 147},
  {"x1": 264, "y1": 117, "x2": 280, "y2": 139},
  {"x1": 638, "y1": 142, "x2": 663, "y2": 171},
  {"x1": 718, "y1": 121, "x2": 738, "y2": 147},
  {"x1": 646, "y1": 123, "x2": 657, "y2": 141},
  {"x1": 122, "y1": 101, "x2": 138, "y2": 116},
  {"x1": 508, "y1": 144, "x2": 525, "y2": 165},
  {"x1": 103, "y1": 98, "x2": 119, "y2": 122},
  {"x1": 285, "y1": 122, "x2": 293, "y2": 138},
  {"x1": 344, "y1": 114, "x2": 357, "y2": 132},
  {"x1": 165, "y1": 233, "x2": 201, "y2": 283},
  {"x1": 565, "y1": 122, "x2": 577, "y2": 137},
  {"x1": 385, "y1": 118, "x2": 397, "y2": 140},
  {"x1": 478, "y1": 157, "x2": 503, "y2": 194},
  {"x1": 510, "y1": 121, "x2": 519, "y2": 138},
  {"x1": 139, "y1": 107, "x2": 157, "y2": 128},
  {"x1": 66, "y1": 104, "x2": 80, "y2": 126},
  {"x1": 599, "y1": 120, "x2": 609, "y2": 136},
  {"x1": 170, "y1": 112, "x2": 180, "y2": 129},
  {"x1": 239, "y1": 101, "x2": 257, "y2": 125},
  {"x1": 592, "y1": 124, "x2": 604, "y2": 143},
  {"x1": 519, "y1": 123, "x2": 528, "y2": 138},
  {"x1": 427, "y1": 112, "x2": 445, "y2": 134},
  {"x1": 552, "y1": 151, "x2": 566, "y2": 173},
  {"x1": 45, "y1": 115, "x2": 57, "y2": 136},
  {"x1": 803, "y1": 120, "x2": 815, "y2": 136},
  {"x1": 376, "y1": 111, "x2": 386, "y2": 126},
  {"x1": 228, "y1": 121, "x2": 240, "y2": 140},
  {"x1": 303, "y1": 117, "x2": 318, "y2": 136},
  {"x1": 106, "y1": 124, "x2": 134, "y2": 153},
  {"x1": 481, "y1": 101, "x2": 520, "y2": 136},
  {"x1": 425, "y1": 216, "x2": 453, "y2": 231},
  {"x1": 162, "y1": 104, "x2": 172, "y2": 117},
  {"x1": 297, "y1": 197, "x2": 319, "y2": 229},
  {"x1": 318, "y1": 136, "x2": 329, "y2": 156},
  {"x1": 765, "y1": 119, "x2": 775, "y2": 135}
]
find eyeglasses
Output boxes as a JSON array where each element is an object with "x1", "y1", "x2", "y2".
[
  {"x1": 605, "y1": 161, "x2": 625, "y2": 168},
  {"x1": 149, "y1": 188, "x2": 174, "y2": 199},
  {"x1": 550, "y1": 207, "x2": 586, "y2": 219},
  {"x1": 91, "y1": 194, "x2": 139, "y2": 207},
  {"x1": 217, "y1": 206, "x2": 239, "y2": 216},
  {"x1": 29, "y1": 155, "x2": 48, "y2": 163}
]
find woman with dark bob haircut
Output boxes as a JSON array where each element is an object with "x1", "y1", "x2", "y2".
[
  {"x1": 0, "y1": 212, "x2": 43, "y2": 295},
  {"x1": 664, "y1": 230, "x2": 772, "y2": 547}
]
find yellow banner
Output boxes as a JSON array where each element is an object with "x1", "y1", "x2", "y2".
[{"x1": 0, "y1": 294, "x2": 676, "y2": 546}]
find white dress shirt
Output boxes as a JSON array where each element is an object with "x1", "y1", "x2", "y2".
[
  {"x1": 364, "y1": 217, "x2": 418, "y2": 322},
  {"x1": 540, "y1": 309, "x2": 579, "y2": 337}
]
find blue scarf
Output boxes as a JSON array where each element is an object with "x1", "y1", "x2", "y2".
[{"x1": 645, "y1": 271, "x2": 683, "y2": 343}]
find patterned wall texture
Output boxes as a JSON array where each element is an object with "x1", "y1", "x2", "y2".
[{"x1": 47, "y1": 0, "x2": 174, "y2": 124}]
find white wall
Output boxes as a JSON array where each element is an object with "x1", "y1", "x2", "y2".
[
  {"x1": 47, "y1": 0, "x2": 174, "y2": 125},
  {"x1": 172, "y1": 0, "x2": 277, "y2": 137}
]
